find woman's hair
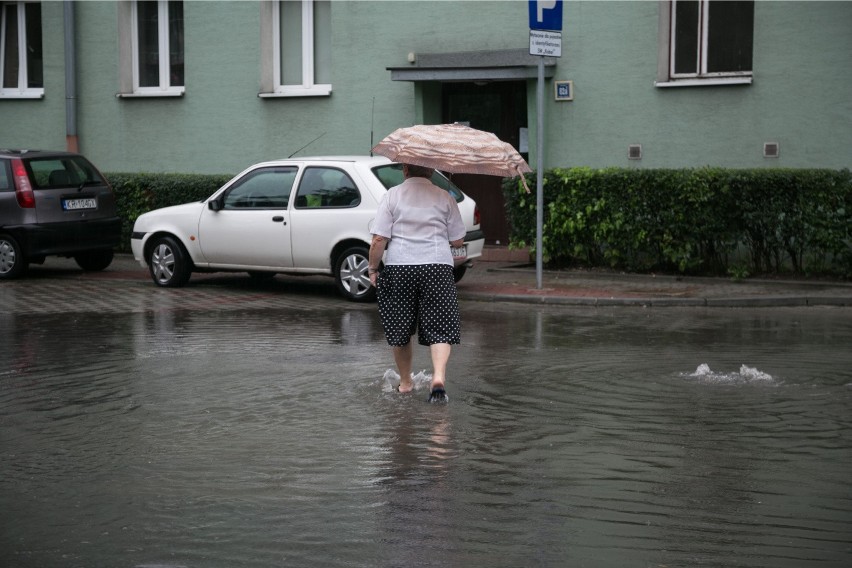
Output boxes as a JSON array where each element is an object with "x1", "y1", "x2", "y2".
[{"x1": 403, "y1": 164, "x2": 435, "y2": 179}]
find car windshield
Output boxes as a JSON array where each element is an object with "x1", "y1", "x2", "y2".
[
  {"x1": 371, "y1": 163, "x2": 464, "y2": 203},
  {"x1": 25, "y1": 156, "x2": 106, "y2": 189}
]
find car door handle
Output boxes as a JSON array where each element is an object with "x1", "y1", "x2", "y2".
[{"x1": 272, "y1": 216, "x2": 285, "y2": 223}]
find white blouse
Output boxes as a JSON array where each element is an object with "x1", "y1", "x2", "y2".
[{"x1": 371, "y1": 177, "x2": 466, "y2": 266}]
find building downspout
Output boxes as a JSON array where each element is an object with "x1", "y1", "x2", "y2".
[{"x1": 64, "y1": 0, "x2": 78, "y2": 152}]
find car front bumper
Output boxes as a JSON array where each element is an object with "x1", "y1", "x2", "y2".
[{"x1": 130, "y1": 231, "x2": 148, "y2": 267}]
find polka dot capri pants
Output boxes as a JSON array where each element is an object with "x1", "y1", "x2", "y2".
[{"x1": 376, "y1": 264, "x2": 461, "y2": 347}]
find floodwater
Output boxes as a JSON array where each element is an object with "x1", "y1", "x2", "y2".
[{"x1": 1, "y1": 299, "x2": 851, "y2": 568}]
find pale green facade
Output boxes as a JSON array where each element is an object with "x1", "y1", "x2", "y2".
[{"x1": 2, "y1": 0, "x2": 851, "y2": 174}]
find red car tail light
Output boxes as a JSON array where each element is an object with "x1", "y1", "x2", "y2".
[
  {"x1": 474, "y1": 205, "x2": 481, "y2": 227},
  {"x1": 12, "y1": 158, "x2": 35, "y2": 208}
]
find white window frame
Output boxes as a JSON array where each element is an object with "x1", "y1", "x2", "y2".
[
  {"x1": 0, "y1": 0, "x2": 43, "y2": 99},
  {"x1": 260, "y1": 0, "x2": 331, "y2": 98},
  {"x1": 655, "y1": 0, "x2": 753, "y2": 88},
  {"x1": 120, "y1": 0, "x2": 184, "y2": 97}
]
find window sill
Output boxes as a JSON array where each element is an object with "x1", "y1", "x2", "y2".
[
  {"x1": 259, "y1": 84, "x2": 332, "y2": 98},
  {"x1": 655, "y1": 77, "x2": 752, "y2": 88},
  {"x1": 0, "y1": 90, "x2": 45, "y2": 99},
  {"x1": 116, "y1": 88, "x2": 185, "y2": 98}
]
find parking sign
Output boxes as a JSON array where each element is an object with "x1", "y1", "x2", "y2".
[{"x1": 529, "y1": 0, "x2": 563, "y2": 31}]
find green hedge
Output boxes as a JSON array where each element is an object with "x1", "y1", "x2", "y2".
[
  {"x1": 106, "y1": 169, "x2": 852, "y2": 278},
  {"x1": 503, "y1": 168, "x2": 852, "y2": 278},
  {"x1": 106, "y1": 172, "x2": 233, "y2": 252}
]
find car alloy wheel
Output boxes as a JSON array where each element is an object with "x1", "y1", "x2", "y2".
[
  {"x1": 0, "y1": 233, "x2": 27, "y2": 279},
  {"x1": 335, "y1": 246, "x2": 376, "y2": 302},
  {"x1": 148, "y1": 235, "x2": 192, "y2": 287}
]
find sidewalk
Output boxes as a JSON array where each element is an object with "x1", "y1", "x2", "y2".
[
  {"x1": 456, "y1": 259, "x2": 852, "y2": 307},
  {"x1": 26, "y1": 253, "x2": 852, "y2": 308}
]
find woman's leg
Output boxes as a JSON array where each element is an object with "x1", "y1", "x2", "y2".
[
  {"x1": 429, "y1": 343, "x2": 452, "y2": 389},
  {"x1": 393, "y1": 342, "x2": 414, "y2": 392},
  {"x1": 378, "y1": 266, "x2": 418, "y2": 393}
]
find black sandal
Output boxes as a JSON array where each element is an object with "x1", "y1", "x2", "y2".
[{"x1": 428, "y1": 386, "x2": 448, "y2": 403}]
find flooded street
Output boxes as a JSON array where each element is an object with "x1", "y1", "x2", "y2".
[{"x1": 1, "y1": 284, "x2": 851, "y2": 567}]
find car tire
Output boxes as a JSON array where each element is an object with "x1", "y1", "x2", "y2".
[
  {"x1": 453, "y1": 265, "x2": 467, "y2": 283},
  {"x1": 74, "y1": 249, "x2": 114, "y2": 272},
  {"x1": 335, "y1": 245, "x2": 376, "y2": 302},
  {"x1": 0, "y1": 233, "x2": 27, "y2": 279},
  {"x1": 147, "y1": 235, "x2": 192, "y2": 287}
]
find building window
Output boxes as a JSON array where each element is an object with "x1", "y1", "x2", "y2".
[
  {"x1": 0, "y1": 0, "x2": 43, "y2": 99},
  {"x1": 133, "y1": 0, "x2": 184, "y2": 93},
  {"x1": 260, "y1": 0, "x2": 331, "y2": 98},
  {"x1": 657, "y1": 0, "x2": 754, "y2": 87},
  {"x1": 118, "y1": 0, "x2": 183, "y2": 97}
]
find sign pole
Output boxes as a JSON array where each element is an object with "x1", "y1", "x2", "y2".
[
  {"x1": 536, "y1": 56, "x2": 544, "y2": 289},
  {"x1": 529, "y1": 0, "x2": 562, "y2": 289}
]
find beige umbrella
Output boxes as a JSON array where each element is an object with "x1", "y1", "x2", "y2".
[{"x1": 371, "y1": 123, "x2": 532, "y2": 192}]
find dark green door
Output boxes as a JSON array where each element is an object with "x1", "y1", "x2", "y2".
[{"x1": 442, "y1": 81, "x2": 527, "y2": 245}]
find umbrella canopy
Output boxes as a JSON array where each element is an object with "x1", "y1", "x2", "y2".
[{"x1": 371, "y1": 123, "x2": 532, "y2": 191}]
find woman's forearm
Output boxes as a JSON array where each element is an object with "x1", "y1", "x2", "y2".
[{"x1": 369, "y1": 235, "x2": 387, "y2": 272}]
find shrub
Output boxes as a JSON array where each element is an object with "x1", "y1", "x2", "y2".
[
  {"x1": 105, "y1": 172, "x2": 233, "y2": 253},
  {"x1": 503, "y1": 168, "x2": 852, "y2": 278}
]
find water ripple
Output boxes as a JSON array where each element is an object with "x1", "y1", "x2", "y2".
[{"x1": 1, "y1": 306, "x2": 851, "y2": 567}]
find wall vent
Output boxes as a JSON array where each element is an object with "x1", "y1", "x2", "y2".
[
  {"x1": 764, "y1": 142, "x2": 779, "y2": 158},
  {"x1": 628, "y1": 144, "x2": 642, "y2": 160}
]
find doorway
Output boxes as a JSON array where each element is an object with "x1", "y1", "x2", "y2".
[{"x1": 441, "y1": 81, "x2": 527, "y2": 245}]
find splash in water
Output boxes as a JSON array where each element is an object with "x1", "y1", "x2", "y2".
[
  {"x1": 684, "y1": 363, "x2": 775, "y2": 385},
  {"x1": 382, "y1": 369, "x2": 433, "y2": 392}
]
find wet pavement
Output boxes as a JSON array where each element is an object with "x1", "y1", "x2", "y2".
[
  {"x1": 3, "y1": 254, "x2": 851, "y2": 568},
  {"x1": 4, "y1": 253, "x2": 851, "y2": 312},
  {"x1": 460, "y1": 261, "x2": 852, "y2": 307}
]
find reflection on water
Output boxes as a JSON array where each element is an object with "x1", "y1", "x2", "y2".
[{"x1": 1, "y1": 305, "x2": 851, "y2": 567}]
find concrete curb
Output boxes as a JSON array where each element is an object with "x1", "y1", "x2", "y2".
[
  {"x1": 485, "y1": 265, "x2": 852, "y2": 289},
  {"x1": 457, "y1": 292, "x2": 852, "y2": 308}
]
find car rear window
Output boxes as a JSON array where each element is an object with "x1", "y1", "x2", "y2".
[
  {"x1": 24, "y1": 156, "x2": 107, "y2": 189},
  {"x1": 371, "y1": 164, "x2": 464, "y2": 203},
  {"x1": 294, "y1": 167, "x2": 361, "y2": 208}
]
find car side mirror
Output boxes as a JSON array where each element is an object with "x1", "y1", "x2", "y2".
[{"x1": 208, "y1": 198, "x2": 222, "y2": 212}]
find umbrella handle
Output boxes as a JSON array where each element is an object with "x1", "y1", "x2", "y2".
[{"x1": 517, "y1": 167, "x2": 531, "y2": 194}]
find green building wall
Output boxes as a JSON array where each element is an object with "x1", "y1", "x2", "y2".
[
  {"x1": 2, "y1": 1, "x2": 850, "y2": 175},
  {"x1": 548, "y1": 0, "x2": 852, "y2": 169}
]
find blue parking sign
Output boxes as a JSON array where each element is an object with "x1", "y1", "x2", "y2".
[{"x1": 529, "y1": 0, "x2": 563, "y2": 31}]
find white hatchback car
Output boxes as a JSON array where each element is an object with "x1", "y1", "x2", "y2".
[{"x1": 130, "y1": 156, "x2": 484, "y2": 301}]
